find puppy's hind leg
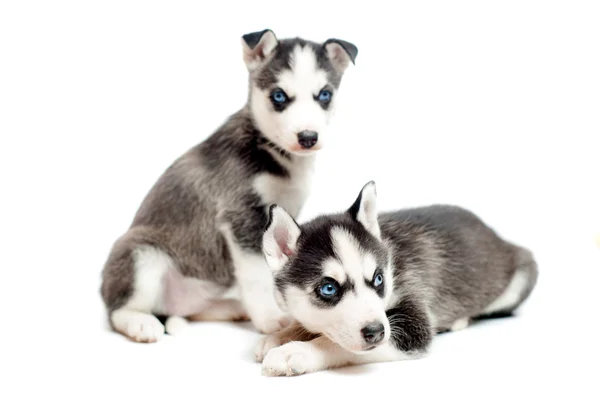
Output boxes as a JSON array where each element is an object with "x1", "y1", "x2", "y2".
[
  {"x1": 480, "y1": 246, "x2": 539, "y2": 317},
  {"x1": 102, "y1": 243, "x2": 172, "y2": 343},
  {"x1": 111, "y1": 309, "x2": 165, "y2": 343}
]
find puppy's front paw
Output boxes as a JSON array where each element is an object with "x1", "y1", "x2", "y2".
[
  {"x1": 164, "y1": 316, "x2": 189, "y2": 336},
  {"x1": 121, "y1": 313, "x2": 165, "y2": 343},
  {"x1": 255, "y1": 333, "x2": 283, "y2": 362},
  {"x1": 254, "y1": 316, "x2": 292, "y2": 335},
  {"x1": 261, "y1": 341, "x2": 319, "y2": 377}
]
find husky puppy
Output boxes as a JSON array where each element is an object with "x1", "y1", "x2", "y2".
[
  {"x1": 100, "y1": 29, "x2": 358, "y2": 343},
  {"x1": 257, "y1": 181, "x2": 538, "y2": 376}
]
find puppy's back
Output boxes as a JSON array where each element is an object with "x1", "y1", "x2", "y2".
[{"x1": 379, "y1": 205, "x2": 537, "y2": 330}]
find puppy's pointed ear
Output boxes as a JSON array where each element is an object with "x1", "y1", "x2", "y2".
[
  {"x1": 242, "y1": 29, "x2": 278, "y2": 71},
  {"x1": 324, "y1": 38, "x2": 358, "y2": 73},
  {"x1": 348, "y1": 181, "x2": 381, "y2": 240},
  {"x1": 263, "y1": 205, "x2": 301, "y2": 272}
]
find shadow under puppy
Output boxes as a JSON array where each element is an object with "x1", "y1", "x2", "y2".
[{"x1": 256, "y1": 181, "x2": 538, "y2": 376}]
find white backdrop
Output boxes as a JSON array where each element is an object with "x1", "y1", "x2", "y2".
[{"x1": 1, "y1": 1, "x2": 599, "y2": 398}]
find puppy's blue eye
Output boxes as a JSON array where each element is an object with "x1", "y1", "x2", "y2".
[
  {"x1": 318, "y1": 90, "x2": 332, "y2": 102},
  {"x1": 374, "y1": 273, "x2": 383, "y2": 287},
  {"x1": 320, "y1": 283, "x2": 337, "y2": 297},
  {"x1": 272, "y1": 90, "x2": 288, "y2": 104}
]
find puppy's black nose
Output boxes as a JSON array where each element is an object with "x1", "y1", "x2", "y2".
[
  {"x1": 297, "y1": 130, "x2": 318, "y2": 149},
  {"x1": 361, "y1": 322, "x2": 385, "y2": 344}
]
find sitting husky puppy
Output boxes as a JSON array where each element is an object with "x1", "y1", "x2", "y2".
[
  {"x1": 100, "y1": 29, "x2": 358, "y2": 343},
  {"x1": 257, "y1": 181, "x2": 538, "y2": 376}
]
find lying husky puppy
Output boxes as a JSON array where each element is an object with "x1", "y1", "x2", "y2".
[{"x1": 256, "y1": 181, "x2": 538, "y2": 376}]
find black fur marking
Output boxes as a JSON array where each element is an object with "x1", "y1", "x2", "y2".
[
  {"x1": 275, "y1": 222, "x2": 337, "y2": 294},
  {"x1": 365, "y1": 268, "x2": 385, "y2": 298},
  {"x1": 255, "y1": 135, "x2": 292, "y2": 162},
  {"x1": 255, "y1": 38, "x2": 353, "y2": 91},
  {"x1": 348, "y1": 189, "x2": 363, "y2": 220},
  {"x1": 274, "y1": 212, "x2": 389, "y2": 301},
  {"x1": 313, "y1": 86, "x2": 334, "y2": 110},
  {"x1": 311, "y1": 276, "x2": 356, "y2": 308},
  {"x1": 242, "y1": 29, "x2": 274, "y2": 49},
  {"x1": 224, "y1": 192, "x2": 270, "y2": 252},
  {"x1": 312, "y1": 277, "x2": 342, "y2": 307},
  {"x1": 265, "y1": 204, "x2": 302, "y2": 234},
  {"x1": 195, "y1": 111, "x2": 291, "y2": 253},
  {"x1": 269, "y1": 88, "x2": 295, "y2": 112},
  {"x1": 254, "y1": 39, "x2": 295, "y2": 90},
  {"x1": 324, "y1": 38, "x2": 359, "y2": 65},
  {"x1": 264, "y1": 204, "x2": 278, "y2": 232},
  {"x1": 241, "y1": 131, "x2": 290, "y2": 177},
  {"x1": 348, "y1": 181, "x2": 375, "y2": 221},
  {"x1": 386, "y1": 298, "x2": 433, "y2": 353},
  {"x1": 200, "y1": 113, "x2": 290, "y2": 178}
]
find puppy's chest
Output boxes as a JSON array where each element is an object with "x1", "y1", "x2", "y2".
[{"x1": 252, "y1": 166, "x2": 314, "y2": 218}]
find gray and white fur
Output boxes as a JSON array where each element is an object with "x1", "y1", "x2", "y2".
[
  {"x1": 100, "y1": 29, "x2": 358, "y2": 342},
  {"x1": 257, "y1": 181, "x2": 538, "y2": 376}
]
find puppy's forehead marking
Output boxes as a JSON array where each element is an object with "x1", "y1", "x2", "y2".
[
  {"x1": 323, "y1": 258, "x2": 347, "y2": 284},
  {"x1": 362, "y1": 253, "x2": 377, "y2": 280},
  {"x1": 330, "y1": 227, "x2": 368, "y2": 286},
  {"x1": 279, "y1": 44, "x2": 328, "y2": 96}
]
